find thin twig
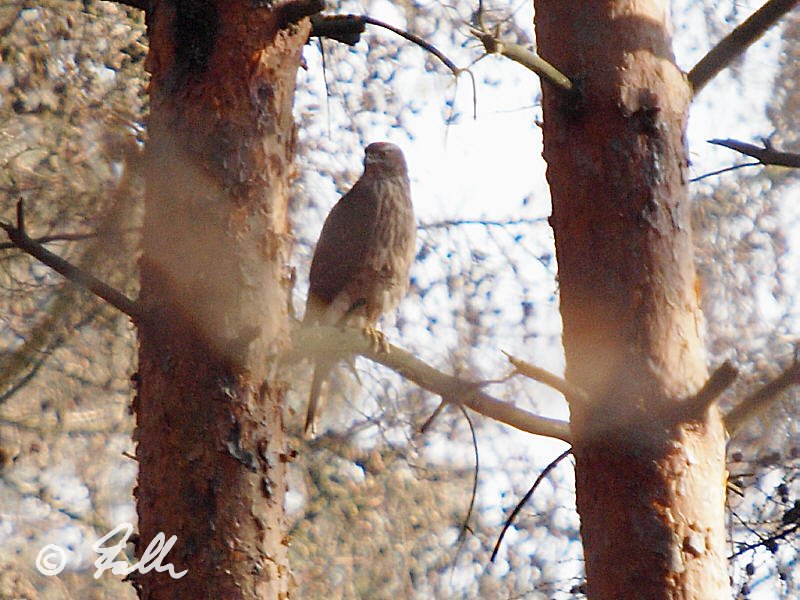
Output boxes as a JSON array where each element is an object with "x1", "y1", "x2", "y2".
[
  {"x1": 455, "y1": 406, "x2": 479, "y2": 547},
  {"x1": 360, "y1": 15, "x2": 460, "y2": 76},
  {"x1": 1, "y1": 200, "x2": 141, "y2": 320},
  {"x1": 446, "y1": 407, "x2": 479, "y2": 591},
  {"x1": 420, "y1": 400, "x2": 447, "y2": 433},
  {"x1": 289, "y1": 325, "x2": 572, "y2": 442},
  {"x1": 419, "y1": 217, "x2": 549, "y2": 231},
  {"x1": 503, "y1": 351, "x2": 588, "y2": 402},
  {"x1": 490, "y1": 447, "x2": 572, "y2": 561},
  {"x1": 310, "y1": 14, "x2": 476, "y2": 117},
  {"x1": 730, "y1": 522, "x2": 799, "y2": 558},
  {"x1": 709, "y1": 138, "x2": 800, "y2": 168},
  {"x1": 687, "y1": 0, "x2": 800, "y2": 95},
  {"x1": 318, "y1": 37, "x2": 333, "y2": 139},
  {"x1": 311, "y1": 14, "x2": 461, "y2": 76},
  {"x1": 725, "y1": 359, "x2": 800, "y2": 436},
  {"x1": 689, "y1": 162, "x2": 761, "y2": 182},
  {"x1": 0, "y1": 229, "x2": 139, "y2": 251}
]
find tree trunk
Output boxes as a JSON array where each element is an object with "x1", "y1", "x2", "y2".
[
  {"x1": 534, "y1": 2, "x2": 730, "y2": 598},
  {"x1": 134, "y1": 3, "x2": 308, "y2": 598}
]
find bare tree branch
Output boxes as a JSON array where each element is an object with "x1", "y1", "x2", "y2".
[
  {"x1": 310, "y1": 14, "x2": 461, "y2": 76},
  {"x1": 688, "y1": 0, "x2": 799, "y2": 95},
  {"x1": 419, "y1": 217, "x2": 549, "y2": 231},
  {"x1": 310, "y1": 13, "x2": 477, "y2": 117},
  {"x1": 503, "y1": 351, "x2": 588, "y2": 402},
  {"x1": 709, "y1": 138, "x2": 800, "y2": 168},
  {"x1": 360, "y1": 15, "x2": 461, "y2": 76},
  {"x1": 730, "y1": 521, "x2": 799, "y2": 558},
  {"x1": 420, "y1": 400, "x2": 447, "y2": 432},
  {"x1": 490, "y1": 447, "x2": 572, "y2": 562},
  {"x1": 279, "y1": 0, "x2": 325, "y2": 28},
  {"x1": 726, "y1": 359, "x2": 800, "y2": 437},
  {"x1": 310, "y1": 14, "x2": 366, "y2": 46},
  {"x1": 681, "y1": 361, "x2": 739, "y2": 418},
  {"x1": 290, "y1": 325, "x2": 572, "y2": 442},
  {"x1": 0, "y1": 200, "x2": 141, "y2": 320},
  {"x1": 689, "y1": 161, "x2": 761, "y2": 182},
  {"x1": 0, "y1": 228, "x2": 138, "y2": 251},
  {"x1": 470, "y1": 27, "x2": 575, "y2": 96},
  {"x1": 455, "y1": 404, "x2": 479, "y2": 547}
]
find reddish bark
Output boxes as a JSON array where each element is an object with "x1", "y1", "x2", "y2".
[
  {"x1": 534, "y1": 1, "x2": 729, "y2": 598},
  {"x1": 134, "y1": 2, "x2": 309, "y2": 598}
]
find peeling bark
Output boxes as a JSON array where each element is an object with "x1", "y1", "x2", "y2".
[
  {"x1": 134, "y1": 2, "x2": 308, "y2": 598},
  {"x1": 534, "y1": 1, "x2": 730, "y2": 597}
]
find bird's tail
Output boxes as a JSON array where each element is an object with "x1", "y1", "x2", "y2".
[{"x1": 305, "y1": 360, "x2": 331, "y2": 436}]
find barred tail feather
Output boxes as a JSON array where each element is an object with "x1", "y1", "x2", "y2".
[{"x1": 305, "y1": 360, "x2": 331, "y2": 436}]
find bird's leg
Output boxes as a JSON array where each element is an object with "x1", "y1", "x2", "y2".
[
  {"x1": 341, "y1": 299, "x2": 390, "y2": 353},
  {"x1": 362, "y1": 325, "x2": 390, "y2": 354}
]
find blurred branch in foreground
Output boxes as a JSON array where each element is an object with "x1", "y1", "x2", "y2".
[{"x1": 0, "y1": 200, "x2": 141, "y2": 320}]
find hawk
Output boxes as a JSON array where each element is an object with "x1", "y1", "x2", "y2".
[{"x1": 304, "y1": 142, "x2": 416, "y2": 434}]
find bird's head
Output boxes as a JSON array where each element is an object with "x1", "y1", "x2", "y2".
[{"x1": 363, "y1": 142, "x2": 408, "y2": 177}]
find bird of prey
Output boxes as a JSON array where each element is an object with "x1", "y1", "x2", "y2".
[{"x1": 303, "y1": 142, "x2": 416, "y2": 435}]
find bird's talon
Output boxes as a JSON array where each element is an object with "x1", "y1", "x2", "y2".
[{"x1": 362, "y1": 326, "x2": 389, "y2": 354}]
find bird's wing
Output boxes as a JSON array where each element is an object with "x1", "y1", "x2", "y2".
[{"x1": 306, "y1": 179, "x2": 378, "y2": 314}]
